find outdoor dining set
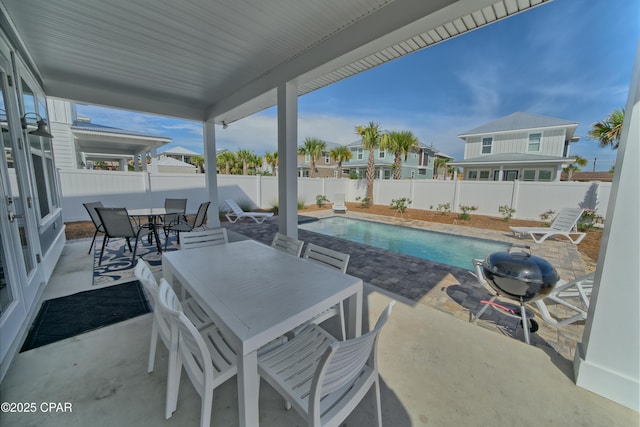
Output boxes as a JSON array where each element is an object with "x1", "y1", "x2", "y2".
[{"x1": 84, "y1": 198, "x2": 393, "y2": 427}]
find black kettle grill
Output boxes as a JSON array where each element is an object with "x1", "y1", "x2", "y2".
[{"x1": 474, "y1": 245, "x2": 560, "y2": 343}]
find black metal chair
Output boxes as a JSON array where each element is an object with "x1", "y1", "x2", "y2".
[
  {"x1": 83, "y1": 201, "x2": 105, "y2": 254},
  {"x1": 94, "y1": 207, "x2": 153, "y2": 266},
  {"x1": 163, "y1": 201, "x2": 210, "y2": 251}
]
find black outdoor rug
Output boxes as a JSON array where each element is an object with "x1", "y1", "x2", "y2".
[
  {"x1": 20, "y1": 281, "x2": 151, "y2": 352},
  {"x1": 93, "y1": 235, "x2": 178, "y2": 286}
]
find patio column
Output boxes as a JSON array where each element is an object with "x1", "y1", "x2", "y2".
[
  {"x1": 573, "y1": 47, "x2": 639, "y2": 411},
  {"x1": 204, "y1": 120, "x2": 221, "y2": 228},
  {"x1": 277, "y1": 81, "x2": 298, "y2": 239}
]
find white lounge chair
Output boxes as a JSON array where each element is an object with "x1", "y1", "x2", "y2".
[
  {"x1": 510, "y1": 207, "x2": 586, "y2": 244},
  {"x1": 224, "y1": 199, "x2": 274, "y2": 224},
  {"x1": 332, "y1": 193, "x2": 348, "y2": 213}
]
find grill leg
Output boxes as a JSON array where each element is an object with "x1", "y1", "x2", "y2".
[{"x1": 520, "y1": 299, "x2": 530, "y2": 344}]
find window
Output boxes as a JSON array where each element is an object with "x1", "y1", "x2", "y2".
[
  {"x1": 482, "y1": 137, "x2": 492, "y2": 154},
  {"x1": 522, "y1": 170, "x2": 536, "y2": 181},
  {"x1": 528, "y1": 133, "x2": 541, "y2": 152},
  {"x1": 378, "y1": 149, "x2": 385, "y2": 159},
  {"x1": 384, "y1": 169, "x2": 391, "y2": 179},
  {"x1": 418, "y1": 169, "x2": 426, "y2": 175},
  {"x1": 467, "y1": 170, "x2": 478, "y2": 180},
  {"x1": 324, "y1": 153, "x2": 330, "y2": 164},
  {"x1": 357, "y1": 148, "x2": 363, "y2": 160},
  {"x1": 22, "y1": 79, "x2": 58, "y2": 220},
  {"x1": 410, "y1": 170, "x2": 415, "y2": 178},
  {"x1": 479, "y1": 170, "x2": 490, "y2": 181},
  {"x1": 304, "y1": 153, "x2": 310, "y2": 162},
  {"x1": 504, "y1": 170, "x2": 519, "y2": 181},
  {"x1": 538, "y1": 170, "x2": 552, "y2": 181}
]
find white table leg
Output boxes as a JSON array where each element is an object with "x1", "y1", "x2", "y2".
[
  {"x1": 237, "y1": 350, "x2": 259, "y2": 427},
  {"x1": 346, "y1": 287, "x2": 363, "y2": 338}
]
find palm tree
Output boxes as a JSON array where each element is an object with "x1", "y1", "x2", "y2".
[
  {"x1": 382, "y1": 130, "x2": 419, "y2": 179},
  {"x1": 191, "y1": 155, "x2": 205, "y2": 173},
  {"x1": 433, "y1": 157, "x2": 450, "y2": 180},
  {"x1": 563, "y1": 155, "x2": 588, "y2": 181},
  {"x1": 264, "y1": 151, "x2": 278, "y2": 176},
  {"x1": 250, "y1": 153, "x2": 263, "y2": 174},
  {"x1": 236, "y1": 149, "x2": 254, "y2": 175},
  {"x1": 355, "y1": 122, "x2": 383, "y2": 203},
  {"x1": 298, "y1": 137, "x2": 327, "y2": 178},
  {"x1": 329, "y1": 146, "x2": 352, "y2": 178},
  {"x1": 588, "y1": 108, "x2": 625, "y2": 149},
  {"x1": 217, "y1": 151, "x2": 235, "y2": 174}
]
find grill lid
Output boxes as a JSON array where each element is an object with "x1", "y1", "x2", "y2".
[{"x1": 482, "y1": 245, "x2": 559, "y2": 301}]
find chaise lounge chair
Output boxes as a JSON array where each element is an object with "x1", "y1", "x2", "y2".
[
  {"x1": 510, "y1": 207, "x2": 586, "y2": 244},
  {"x1": 224, "y1": 199, "x2": 274, "y2": 224},
  {"x1": 332, "y1": 193, "x2": 348, "y2": 213}
]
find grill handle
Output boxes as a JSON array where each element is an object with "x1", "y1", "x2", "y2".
[{"x1": 508, "y1": 244, "x2": 532, "y2": 257}]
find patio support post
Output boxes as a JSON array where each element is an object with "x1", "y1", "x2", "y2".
[
  {"x1": 573, "y1": 47, "x2": 639, "y2": 411},
  {"x1": 277, "y1": 81, "x2": 298, "y2": 240},
  {"x1": 204, "y1": 120, "x2": 221, "y2": 228}
]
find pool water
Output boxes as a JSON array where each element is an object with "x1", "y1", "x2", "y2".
[{"x1": 299, "y1": 216, "x2": 509, "y2": 270}]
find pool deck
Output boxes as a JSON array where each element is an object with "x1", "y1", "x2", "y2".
[{"x1": 222, "y1": 210, "x2": 591, "y2": 362}]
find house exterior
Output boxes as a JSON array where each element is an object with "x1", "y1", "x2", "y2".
[
  {"x1": 341, "y1": 141, "x2": 438, "y2": 179},
  {"x1": 297, "y1": 141, "x2": 343, "y2": 178},
  {"x1": 450, "y1": 112, "x2": 578, "y2": 182},
  {"x1": 159, "y1": 146, "x2": 201, "y2": 165},
  {"x1": 48, "y1": 99, "x2": 171, "y2": 172}
]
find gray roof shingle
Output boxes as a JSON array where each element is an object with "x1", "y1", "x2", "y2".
[{"x1": 458, "y1": 112, "x2": 578, "y2": 137}]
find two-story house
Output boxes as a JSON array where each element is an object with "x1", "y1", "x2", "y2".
[
  {"x1": 343, "y1": 141, "x2": 439, "y2": 179},
  {"x1": 297, "y1": 141, "x2": 343, "y2": 178},
  {"x1": 450, "y1": 112, "x2": 578, "y2": 181}
]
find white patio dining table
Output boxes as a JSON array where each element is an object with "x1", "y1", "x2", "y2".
[{"x1": 162, "y1": 239, "x2": 363, "y2": 427}]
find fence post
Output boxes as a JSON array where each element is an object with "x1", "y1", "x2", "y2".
[
  {"x1": 511, "y1": 179, "x2": 520, "y2": 218},
  {"x1": 452, "y1": 174, "x2": 461, "y2": 212},
  {"x1": 256, "y1": 174, "x2": 263, "y2": 208}
]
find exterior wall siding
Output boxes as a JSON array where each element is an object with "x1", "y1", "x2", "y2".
[{"x1": 463, "y1": 128, "x2": 567, "y2": 158}]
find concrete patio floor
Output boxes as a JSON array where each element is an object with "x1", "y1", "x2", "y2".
[{"x1": 0, "y1": 238, "x2": 637, "y2": 426}]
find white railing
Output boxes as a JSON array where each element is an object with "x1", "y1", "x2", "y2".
[{"x1": 59, "y1": 169, "x2": 611, "y2": 222}]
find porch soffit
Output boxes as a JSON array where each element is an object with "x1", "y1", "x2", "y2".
[{"x1": 1, "y1": 0, "x2": 549, "y2": 124}]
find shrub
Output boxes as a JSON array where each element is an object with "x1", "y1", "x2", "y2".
[
  {"x1": 436, "y1": 203, "x2": 451, "y2": 215},
  {"x1": 577, "y1": 208, "x2": 604, "y2": 232},
  {"x1": 316, "y1": 194, "x2": 329, "y2": 207},
  {"x1": 498, "y1": 205, "x2": 516, "y2": 222},
  {"x1": 390, "y1": 197, "x2": 412, "y2": 214},
  {"x1": 237, "y1": 198, "x2": 254, "y2": 212},
  {"x1": 458, "y1": 205, "x2": 478, "y2": 220},
  {"x1": 349, "y1": 172, "x2": 359, "y2": 179},
  {"x1": 539, "y1": 209, "x2": 556, "y2": 226},
  {"x1": 355, "y1": 196, "x2": 371, "y2": 208},
  {"x1": 297, "y1": 199, "x2": 306, "y2": 210},
  {"x1": 270, "y1": 200, "x2": 278, "y2": 215}
]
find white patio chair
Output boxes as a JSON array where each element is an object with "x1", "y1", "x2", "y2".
[
  {"x1": 510, "y1": 207, "x2": 586, "y2": 244},
  {"x1": 271, "y1": 232, "x2": 304, "y2": 257},
  {"x1": 301, "y1": 243, "x2": 350, "y2": 339},
  {"x1": 179, "y1": 228, "x2": 228, "y2": 250},
  {"x1": 156, "y1": 279, "x2": 237, "y2": 425},
  {"x1": 332, "y1": 193, "x2": 348, "y2": 213},
  {"x1": 134, "y1": 260, "x2": 213, "y2": 373},
  {"x1": 224, "y1": 199, "x2": 274, "y2": 224},
  {"x1": 258, "y1": 302, "x2": 394, "y2": 427}
]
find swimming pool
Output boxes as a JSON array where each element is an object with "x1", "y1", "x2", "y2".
[{"x1": 299, "y1": 217, "x2": 510, "y2": 270}]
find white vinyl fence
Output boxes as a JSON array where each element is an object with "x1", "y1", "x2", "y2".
[{"x1": 60, "y1": 169, "x2": 611, "y2": 222}]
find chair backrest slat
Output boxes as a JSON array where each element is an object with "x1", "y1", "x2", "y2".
[
  {"x1": 180, "y1": 228, "x2": 228, "y2": 250},
  {"x1": 303, "y1": 243, "x2": 349, "y2": 273},
  {"x1": 271, "y1": 232, "x2": 304, "y2": 257},
  {"x1": 225, "y1": 199, "x2": 245, "y2": 215},
  {"x1": 164, "y1": 198, "x2": 187, "y2": 223}
]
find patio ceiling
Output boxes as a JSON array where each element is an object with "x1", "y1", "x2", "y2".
[{"x1": 1, "y1": 0, "x2": 549, "y2": 124}]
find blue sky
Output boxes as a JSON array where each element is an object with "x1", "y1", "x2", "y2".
[{"x1": 76, "y1": 0, "x2": 638, "y2": 172}]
